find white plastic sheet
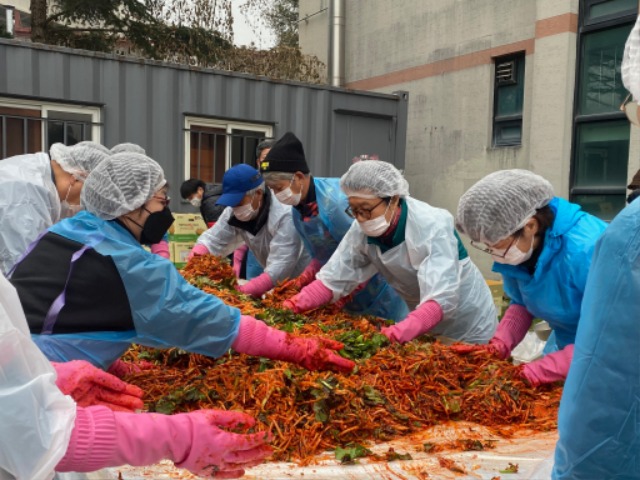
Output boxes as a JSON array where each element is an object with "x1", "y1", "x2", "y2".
[{"x1": 78, "y1": 423, "x2": 557, "y2": 480}]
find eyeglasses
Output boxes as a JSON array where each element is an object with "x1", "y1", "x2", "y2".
[
  {"x1": 152, "y1": 194, "x2": 171, "y2": 207},
  {"x1": 620, "y1": 93, "x2": 640, "y2": 127},
  {"x1": 469, "y1": 235, "x2": 518, "y2": 259},
  {"x1": 345, "y1": 199, "x2": 386, "y2": 220}
]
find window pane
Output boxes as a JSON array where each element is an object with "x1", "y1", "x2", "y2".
[
  {"x1": 588, "y1": 0, "x2": 637, "y2": 22},
  {"x1": 47, "y1": 120, "x2": 66, "y2": 147},
  {"x1": 28, "y1": 119, "x2": 42, "y2": 152},
  {"x1": 494, "y1": 121, "x2": 522, "y2": 146},
  {"x1": 0, "y1": 107, "x2": 42, "y2": 157},
  {"x1": 65, "y1": 122, "x2": 85, "y2": 145},
  {"x1": 579, "y1": 25, "x2": 633, "y2": 115},
  {"x1": 189, "y1": 127, "x2": 226, "y2": 183},
  {"x1": 495, "y1": 57, "x2": 525, "y2": 118},
  {"x1": 46, "y1": 111, "x2": 93, "y2": 150},
  {"x1": 574, "y1": 120, "x2": 629, "y2": 188},
  {"x1": 231, "y1": 129, "x2": 265, "y2": 167},
  {"x1": 572, "y1": 193, "x2": 625, "y2": 221}
]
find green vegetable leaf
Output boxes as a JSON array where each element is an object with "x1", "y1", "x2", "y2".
[
  {"x1": 499, "y1": 462, "x2": 519, "y2": 474},
  {"x1": 335, "y1": 444, "x2": 372, "y2": 464}
]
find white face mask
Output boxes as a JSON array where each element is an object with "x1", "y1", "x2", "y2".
[
  {"x1": 275, "y1": 176, "x2": 302, "y2": 206},
  {"x1": 232, "y1": 193, "x2": 259, "y2": 222},
  {"x1": 359, "y1": 202, "x2": 393, "y2": 237},
  {"x1": 189, "y1": 196, "x2": 202, "y2": 207},
  {"x1": 60, "y1": 201, "x2": 83, "y2": 219},
  {"x1": 492, "y1": 235, "x2": 534, "y2": 265},
  {"x1": 60, "y1": 180, "x2": 83, "y2": 219}
]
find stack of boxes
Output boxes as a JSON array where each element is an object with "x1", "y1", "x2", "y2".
[{"x1": 169, "y1": 213, "x2": 208, "y2": 268}]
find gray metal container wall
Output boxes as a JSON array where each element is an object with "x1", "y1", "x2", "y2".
[{"x1": 0, "y1": 39, "x2": 408, "y2": 211}]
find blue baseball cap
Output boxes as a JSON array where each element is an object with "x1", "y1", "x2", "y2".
[{"x1": 216, "y1": 164, "x2": 264, "y2": 207}]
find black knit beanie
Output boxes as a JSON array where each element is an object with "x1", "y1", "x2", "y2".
[{"x1": 260, "y1": 132, "x2": 310, "y2": 174}]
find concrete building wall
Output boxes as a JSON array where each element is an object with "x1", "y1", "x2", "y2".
[{"x1": 299, "y1": 0, "x2": 581, "y2": 277}]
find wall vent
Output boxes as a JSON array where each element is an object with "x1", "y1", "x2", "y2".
[{"x1": 496, "y1": 60, "x2": 517, "y2": 85}]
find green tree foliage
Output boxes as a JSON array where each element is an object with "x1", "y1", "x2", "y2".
[
  {"x1": 264, "y1": 0, "x2": 299, "y2": 47},
  {"x1": 28, "y1": 0, "x2": 324, "y2": 84}
]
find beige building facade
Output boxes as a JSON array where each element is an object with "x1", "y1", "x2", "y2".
[{"x1": 300, "y1": 0, "x2": 639, "y2": 277}]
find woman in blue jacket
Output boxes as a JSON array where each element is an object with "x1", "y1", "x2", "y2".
[
  {"x1": 9, "y1": 152, "x2": 353, "y2": 375},
  {"x1": 454, "y1": 169, "x2": 607, "y2": 386}
]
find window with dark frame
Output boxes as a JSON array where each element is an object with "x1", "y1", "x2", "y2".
[
  {"x1": 0, "y1": 106, "x2": 97, "y2": 159},
  {"x1": 186, "y1": 123, "x2": 270, "y2": 185},
  {"x1": 493, "y1": 53, "x2": 525, "y2": 147},
  {"x1": 570, "y1": 0, "x2": 637, "y2": 221}
]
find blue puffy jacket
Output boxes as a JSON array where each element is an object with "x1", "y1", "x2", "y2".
[
  {"x1": 552, "y1": 198, "x2": 640, "y2": 479},
  {"x1": 492, "y1": 197, "x2": 607, "y2": 349}
]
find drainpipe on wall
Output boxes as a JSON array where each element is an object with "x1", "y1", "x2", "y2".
[
  {"x1": 4, "y1": 5, "x2": 15, "y2": 36},
  {"x1": 328, "y1": 0, "x2": 345, "y2": 87}
]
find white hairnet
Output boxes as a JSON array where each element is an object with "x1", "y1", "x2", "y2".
[
  {"x1": 456, "y1": 169, "x2": 554, "y2": 245},
  {"x1": 111, "y1": 143, "x2": 146, "y2": 155},
  {"x1": 340, "y1": 160, "x2": 410, "y2": 198},
  {"x1": 49, "y1": 143, "x2": 110, "y2": 181},
  {"x1": 81, "y1": 152, "x2": 166, "y2": 220},
  {"x1": 622, "y1": 15, "x2": 640, "y2": 100},
  {"x1": 75, "y1": 141, "x2": 111, "y2": 155}
]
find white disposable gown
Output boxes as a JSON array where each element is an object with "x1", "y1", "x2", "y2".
[
  {"x1": 196, "y1": 191, "x2": 311, "y2": 284},
  {"x1": 317, "y1": 197, "x2": 497, "y2": 343},
  {"x1": 0, "y1": 153, "x2": 60, "y2": 275},
  {"x1": 0, "y1": 273, "x2": 75, "y2": 479}
]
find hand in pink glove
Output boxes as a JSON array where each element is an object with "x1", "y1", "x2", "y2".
[
  {"x1": 57, "y1": 406, "x2": 272, "y2": 478},
  {"x1": 150, "y1": 239, "x2": 171, "y2": 259},
  {"x1": 187, "y1": 243, "x2": 209, "y2": 261},
  {"x1": 290, "y1": 259, "x2": 323, "y2": 289},
  {"x1": 381, "y1": 300, "x2": 443, "y2": 344},
  {"x1": 450, "y1": 304, "x2": 533, "y2": 358},
  {"x1": 231, "y1": 316, "x2": 355, "y2": 373},
  {"x1": 237, "y1": 272, "x2": 273, "y2": 297},
  {"x1": 282, "y1": 279, "x2": 333, "y2": 313},
  {"x1": 520, "y1": 344, "x2": 574, "y2": 387},
  {"x1": 52, "y1": 360, "x2": 144, "y2": 412},
  {"x1": 106, "y1": 359, "x2": 156, "y2": 379},
  {"x1": 332, "y1": 280, "x2": 369, "y2": 310},
  {"x1": 233, "y1": 245, "x2": 249, "y2": 278}
]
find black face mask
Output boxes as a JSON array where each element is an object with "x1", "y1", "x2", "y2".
[{"x1": 140, "y1": 207, "x2": 174, "y2": 245}]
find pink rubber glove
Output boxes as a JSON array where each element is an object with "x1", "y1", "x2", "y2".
[
  {"x1": 233, "y1": 244, "x2": 249, "y2": 278},
  {"x1": 56, "y1": 406, "x2": 272, "y2": 478},
  {"x1": 488, "y1": 304, "x2": 533, "y2": 359},
  {"x1": 237, "y1": 272, "x2": 274, "y2": 297},
  {"x1": 150, "y1": 239, "x2": 171, "y2": 259},
  {"x1": 282, "y1": 279, "x2": 334, "y2": 313},
  {"x1": 106, "y1": 359, "x2": 156, "y2": 379},
  {"x1": 52, "y1": 360, "x2": 144, "y2": 413},
  {"x1": 520, "y1": 344, "x2": 574, "y2": 387},
  {"x1": 187, "y1": 243, "x2": 209, "y2": 261},
  {"x1": 450, "y1": 304, "x2": 533, "y2": 357},
  {"x1": 231, "y1": 315, "x2": 355, "y2": 373},
  {"x1": 332, "y1": 280, "x2": 369, "y2": 310},
  {"x1": 292, "y1": 258, "x2": 322, "y2": 288},
  {"x1": 381, "y1": 301, "x2": 443, "y2": 344}
]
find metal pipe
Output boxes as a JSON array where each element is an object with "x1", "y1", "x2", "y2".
[
  {"x1": 5, "y1": 5, "x2": 15, "y2": 36},
  {"x1": 328, "y1": 0, "x2": 345, "y2": 87}
]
